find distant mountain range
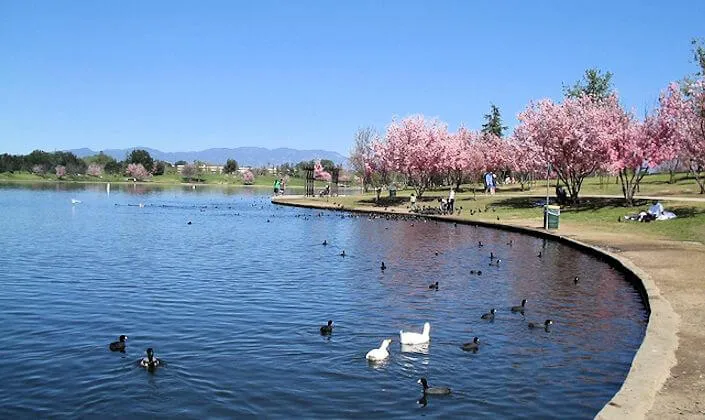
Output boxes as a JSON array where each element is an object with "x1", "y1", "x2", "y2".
[{"x1": 67, "y1": 147, "x2": 348, "y2": 167}]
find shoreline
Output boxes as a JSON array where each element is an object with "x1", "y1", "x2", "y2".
[
  {"x1": 0, "y1": 178, "x2": 306, "y2": 188},
  {"x1": 271, "y1": 195, "x2": 700, "y2": 419}
]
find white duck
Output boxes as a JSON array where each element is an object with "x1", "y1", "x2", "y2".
[
  {"x1": 400, "y1": 322, "x2": 430, "y2": 345},
  {"x1": 366, "y1": 338, "x2": 392, "y2": 361}
]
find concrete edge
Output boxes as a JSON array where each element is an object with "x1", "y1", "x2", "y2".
[{"x1": 271, "y1": 197, "x2": 681, "y2": 419}]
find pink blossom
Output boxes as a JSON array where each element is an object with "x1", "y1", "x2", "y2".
[{"x1": 126, "y1": 163, "x2": 151, "y2": 181}]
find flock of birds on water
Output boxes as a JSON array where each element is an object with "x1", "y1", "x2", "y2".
[
  {"x1": 319, "y1": 223, "x2": 578, "y2": 400},
  {"x1": 101, "y1": 200, "x2": 585, "y2": 402}
]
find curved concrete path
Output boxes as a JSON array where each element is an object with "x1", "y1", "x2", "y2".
[{"x1": 272, "y1": 195, "x2": 705, "y2": 419}]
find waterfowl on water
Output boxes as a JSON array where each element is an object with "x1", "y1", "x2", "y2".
[
  {"x1": 322, "y1": 240, "x2": 328, "y2": 246},
  {"x1": 478, "y1": 241, "x2": 484, "y2": 247},
  {"x1": 489, "y1": 252, "x2": 495, "y2": 260},
  {"x1": 573, "y1": 276, "x2": 580, "y2": 284},
  {"x1": 481, "y1": 308, "x2": 496, "y2": 320},
  {"x1": 340, "y1": 250, "x2": 346, "y2": 257},
  {"x1": 528, "y1": 319, "x2": 553, "y2": 330},
  {"x1": 381, "y1": 262, "x2": 386, "y2": 271},
  {"x1": 428, "y1": 281, "x2": 439, "y2": 290},
  {"x1": 461, "y1": 337, "x2": 480, "y2": 352},
  {"x1": 187, "y1": 221, "x2": 192, "y2": 225},
  {"x1": 510, "y1": 299, "x2": 527, "y2": 313},
  {"x1": 366, "y1": 338, "x2": 392, "y2": 361},
  {"x1": 109, "y1": 335, "x2": 127, "y2": 352},
  {"x1": 489, "y1": 259, "x2": 502, "y2": 267},
  {"x1": 400, "y1": 322, "x2": 430, "y2": 345},
  {"x1": 537, "y1": 252, "x2": 542, "y2": 258},
  {"x1": 140, "y1": 348, "x2": 161, "y2": 368},
  {"x1": 320, "y1": 320, "x2": 334, "y2": 335},
  {"x1": 417, "y1": 377, "x2": 451, "y2": 395}
]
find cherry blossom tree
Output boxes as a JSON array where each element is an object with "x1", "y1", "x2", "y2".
[
  {"x1": 515, "y1": 95, "x2": 614, "y2": 204},
  {"x1": 87, "y1": 163, "x2": 103, "y2": 177},
  {"x1": 503, "y1": 136, "x2": 544, "y2": 191},
  {"x1": 242, "y1": 169, "x2": 255, "y2": 185},
  {"x1": 378, "y1": 115, "x2": 447, "y2": 197},
  {"x1": 313, "y1": 160, "x2": 332, "y2": 182},
  {"x1": 55, "y1": 165, "x2": 66, "y2": 179},
  {"x1": 32, "y1": 165, "x2": 45, "y2": 176},
  {"x1": 126, "y1": 163, "x2": 151, "y2": 181},
  {"x1": 659, "y1": 79, "x2": 705, "y2": 193}
]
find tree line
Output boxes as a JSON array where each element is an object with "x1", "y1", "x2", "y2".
[{"x1": 349, "y1": 40, "x2": 705, "y2": 206}]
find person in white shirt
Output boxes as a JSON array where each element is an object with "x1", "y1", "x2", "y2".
[
  {"x1": 648, "y1": 201, "x2": 664, "y2": 218},
  {"x1": 448, "y1": 188, "x2": 456, "y2": 213}
]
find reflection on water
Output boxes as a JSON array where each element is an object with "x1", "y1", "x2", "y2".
[{"x1": 0, "y1": 183, "x2": 646, "y2": 418}]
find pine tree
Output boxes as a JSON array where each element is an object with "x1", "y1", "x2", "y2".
[{"x1": 481, "y1": 104, "x2": 507, "y2": 137}]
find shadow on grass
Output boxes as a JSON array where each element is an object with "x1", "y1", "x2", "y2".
[{"x1": 488, "y1": 196, "x2": 705, "y2": 219}]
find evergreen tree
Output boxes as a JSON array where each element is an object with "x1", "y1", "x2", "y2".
[
  {"x1": 564, "y1": 68, "x2": 614, "y2": 101},
  {"x1": 481, "y1": 104, "x2": 507, "y2": 137}
]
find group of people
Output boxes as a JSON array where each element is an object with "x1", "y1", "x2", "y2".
[
  {"x1": 483, "y1": 171, "x2": 497, "y2": 195},
  {"x1": 273, "y1": 178, "x2": 287, "y2": 196},
  {"x1": 624, "y1": 200, "x2": 676, "y2": 222}
]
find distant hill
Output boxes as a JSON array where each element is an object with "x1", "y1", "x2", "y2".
[{"x1": 67, "y1": 147, "x2": 348, "y2": 167}]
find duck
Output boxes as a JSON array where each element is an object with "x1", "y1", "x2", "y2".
[
  {"x1": 381, "y1": 262, "x2": 386, "y2": 271},
  {"x1": 461, "y1": 337, "x2": 480, "y2": 352},
  {"x1": 187, "y1": 221, "x2": 192, "y2": 225},
  {"x1": 140, "y1": 348, "x2": 161, "y2": 368},
  {"x1": 320, "y1": 320, "x2": 334, "y2": 335},
  {"x1": 428, "y1": 281, "x2": 439, "y2": 290},
  {"x1": 573, "y1": 276, "x2": 580, "y2": 284},
  {"x1": 489, "y1": 252, "x2": 495, "y2": 260},
  {"x1": 469, "y1": 270, "x2": 476, "y2": 274},
  {"x1": 528, "y1": 319, "x2": 554, "y2": 330},
  {"x1": 417, "y1": 377, "x2": 451, "y2": 395},
  {"x1": 478, "y1": 241, "x2": 484, "y2": 247},
  {"x1": 537, "y1": 252, "x2": 542, "y2": 258},
  {"x1": 109, "y1": 335, "x2": 128, "y2": 352},
  {"x1": 477, "y1": 270, "x2": 482, "y2": 275},
  {"x1": 507, "y1": 240, "x2": 513, "y2": 246},
  {"x1": 322, "y1": 240, "x2": 328, "y2": 246},
  {"x1": 489, "y1": 259, "x2": 502, "y2": 267},
  {"x1": 340, "y1": 250, "x2": 346, "y2": 257},
  {"x1": 400, "y1": 322, "x2": 430, "y2": 345},
  {"x1": 365, "y1": 338, "x2": 392, "y2": 361},
  {"x1": 510, "y1": 299, "x2": 527, "y2": 313},
  {"x1": 481, "y1": 308, "x2": 496, "y2": 320}
]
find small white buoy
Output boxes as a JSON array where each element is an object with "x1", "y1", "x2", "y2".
[{"x1": 71, "y1": 199, "x2": 81, "y2": 205}]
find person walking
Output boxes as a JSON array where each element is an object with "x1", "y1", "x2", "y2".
[
  {"x1": 484, "y1": 171, "x2": 493, "y2": 195},
  {"x1": 448, "y1": 188, "x2": 456, "y2": 213}
]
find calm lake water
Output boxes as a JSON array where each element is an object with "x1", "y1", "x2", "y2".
[{"x1": 0, "y1": 183, "x2": 647, "y2": 418}]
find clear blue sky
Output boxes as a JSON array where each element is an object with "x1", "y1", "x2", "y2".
[{"x1": 1, "y1": 0, "x2": 703, "y2": 156}]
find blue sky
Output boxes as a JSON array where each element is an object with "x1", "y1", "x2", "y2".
[{"x1": 1, "y1": 0, "x2": 703, "y2": 156}]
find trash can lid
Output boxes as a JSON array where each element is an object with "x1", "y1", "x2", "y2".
[{"x1": 546, "y1": 205, "x2": 561, "y2": 210}]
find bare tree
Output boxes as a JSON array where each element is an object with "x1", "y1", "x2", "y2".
[{"x1": 349, "y1": 126, "x2": 377, "y2": 192}]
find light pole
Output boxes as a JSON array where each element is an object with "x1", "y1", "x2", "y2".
[{"x1": 545, "y1": 162, "x2": 550, "y2": 230}]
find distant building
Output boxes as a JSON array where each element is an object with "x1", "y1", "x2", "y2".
[{"x1": 175, "y1": 163, "x2": 224, "y2": 174}]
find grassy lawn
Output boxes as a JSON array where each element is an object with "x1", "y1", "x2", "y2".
[
  {"x1": 449, "y1": 171, "x2": 704, "y2": 197},
  {"x1": 0, "y1": 171, "x2": 307, "y2": 187},
  {"x1": 316, "y1": 188, "x2": 705, "y2": 243}
]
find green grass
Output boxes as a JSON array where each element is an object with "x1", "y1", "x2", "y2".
[
  {"x1": 0, "y1": 171, "x2": 307, "y2": 187},
  {"x1": 320, "y1": 189, "x2": 705, "y2": 243}
]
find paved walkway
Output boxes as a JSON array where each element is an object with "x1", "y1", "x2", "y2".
[{"x1": 272, "y1": 195, "x2": 705, "y2": 419}]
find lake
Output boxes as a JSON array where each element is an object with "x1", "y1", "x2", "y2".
[{"x1": 0, "y1": 183, "x2": 647, "y2": 418}]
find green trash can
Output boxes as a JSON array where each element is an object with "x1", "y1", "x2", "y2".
[
  {"x1": 388, "y1": 185, "x2": 397, "y2": 198},
  {"x1": 544, "y1": 205, "x2": 560, "y2": 229}
]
